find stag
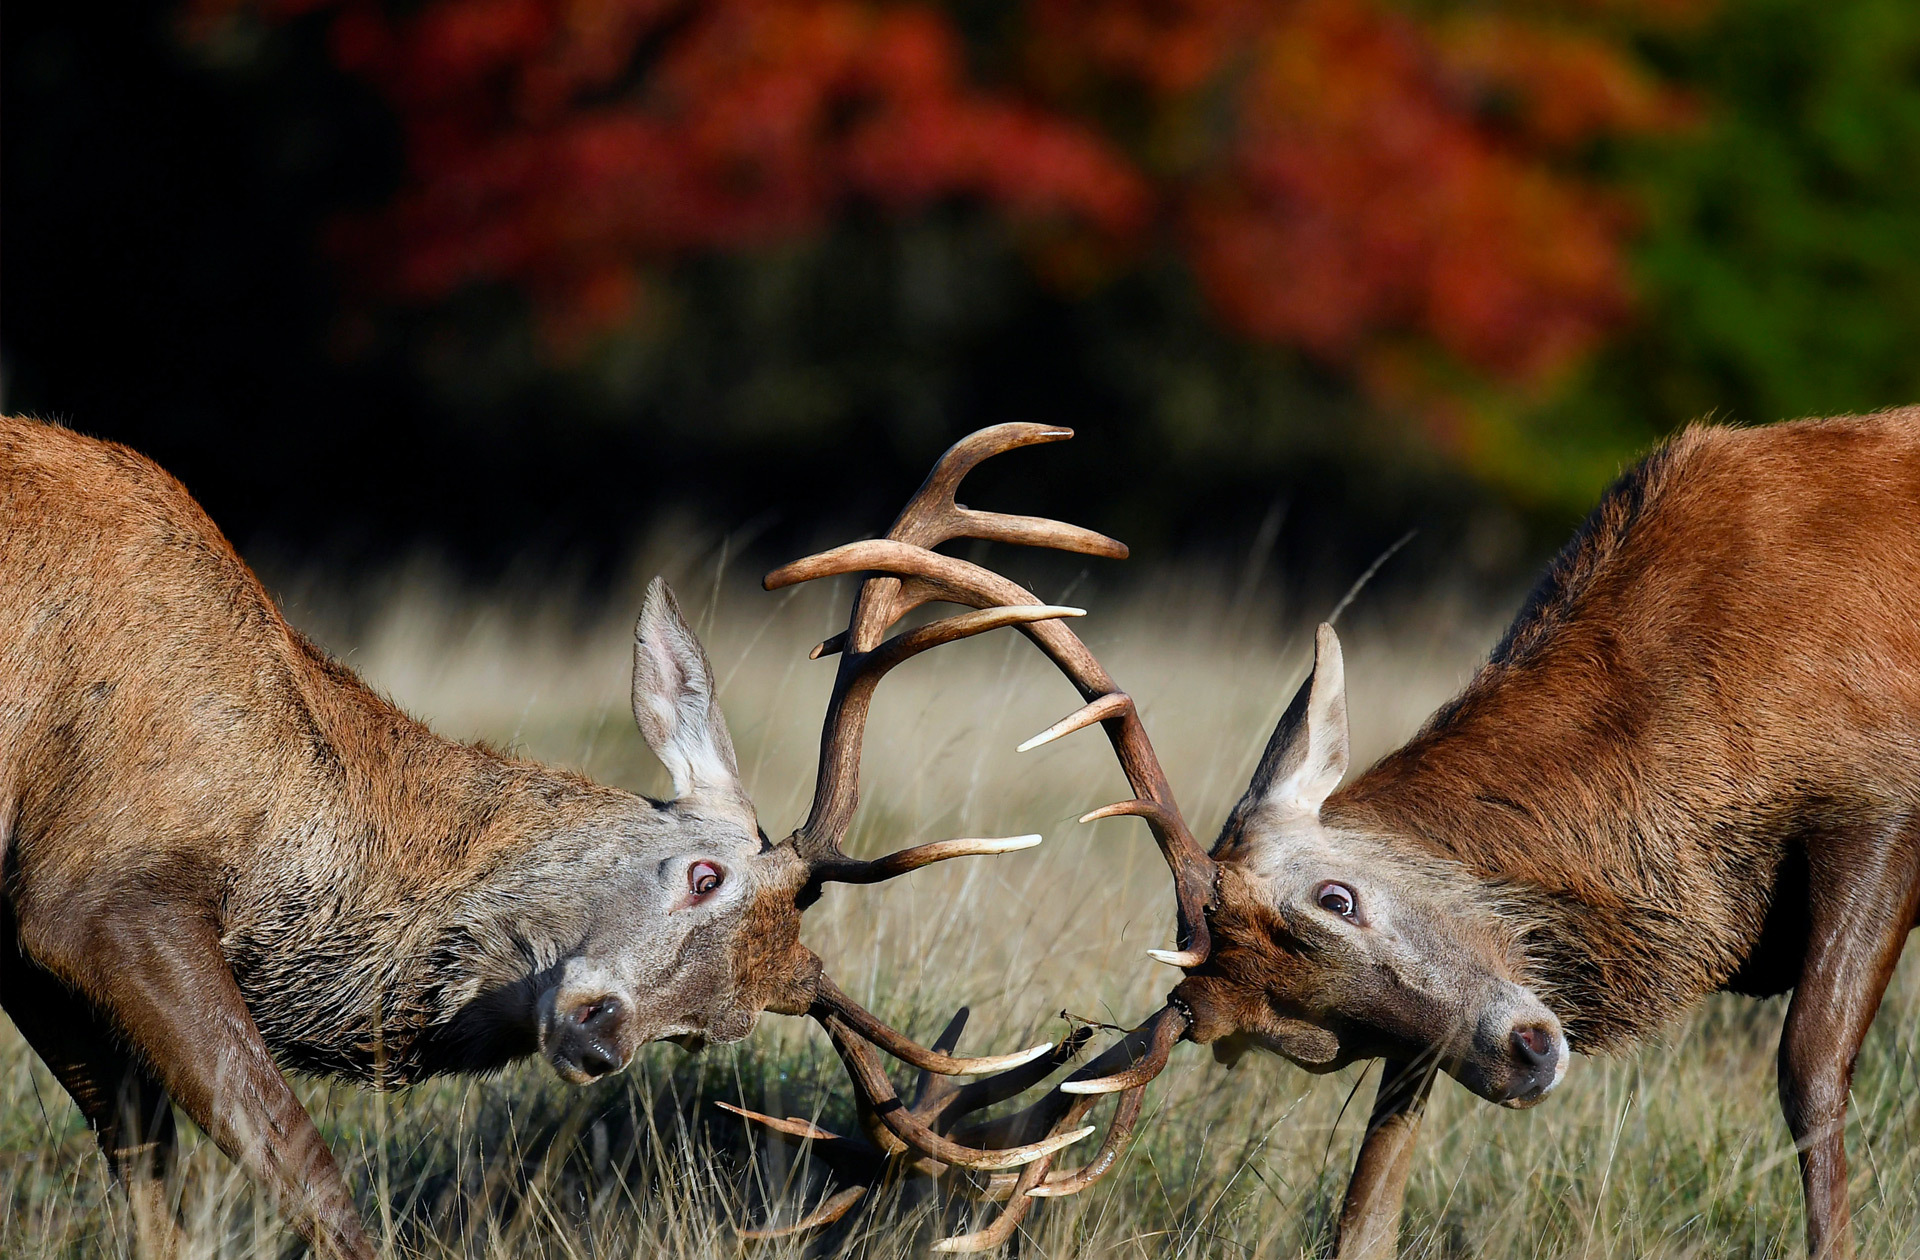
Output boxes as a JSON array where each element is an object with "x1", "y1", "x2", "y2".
[
  {"x1": 0, "y1": 417, "x2": 1120, "y2": 1258},
  {"x1": 870, "y1": 410, "x2": 1920, "y2": 1258}
]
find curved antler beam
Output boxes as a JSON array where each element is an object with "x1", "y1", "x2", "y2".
[
  {"x1": 1024, "y1": 1085, "x2": 1148, "y2": 1198},
  {"x1": 813, "y1": 977, "x2": 1058, "y2": 1077},
  {"x1": 820, "y1": 1014, "x2": 1095, "y2": 1170},
  {"x1": 1057, "y1": 1003, "x2": 1187, "y2": 1095}
]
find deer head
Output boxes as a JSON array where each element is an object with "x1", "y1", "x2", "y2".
[
  {"x1": 534, "y1": 576, "x2": 818, "y2": 1084},
  {"x1": 543, "y1": 424, "x2": 1140, "y2": 1178},
  {"x1": 1171, "y1": 625, "x2": 1568, "y2": 1108}
]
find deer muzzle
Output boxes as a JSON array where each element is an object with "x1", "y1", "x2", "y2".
[
  {"x1": 541, "y1": 988, "x2": 640, "y2": 1084},
  {"x1": 1452, "y1": 990, "x2": 1568, "y2": 1108}
]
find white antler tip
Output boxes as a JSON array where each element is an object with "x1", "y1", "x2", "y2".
[
  {"x1": 1147, "y1": 948, "x2": 1203, "y2": 968},
  {"x1": 997, "y1": 1040, "x2": 1055, "y2": 1069},
  {"x1": 1060, "y1": 1078, "x2": 1127, "y2": 1096},
  {"x1": 973, "y1": 834, "x2": 1043, "y2": 854},
  {"x1": 999, "y1": 603, "x2": 1084, "y2": 622}
]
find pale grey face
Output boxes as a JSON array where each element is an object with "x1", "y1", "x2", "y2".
[
  {"x1": 535, "y1": 580, "x2": 816, "y2": 1085},
  {"x1": 1225, "y1": 819, "x2": 1567, "y2": 1107},
  {"x1": 1176, "y1": 625, "x2": 1569, "y2": 1108}
]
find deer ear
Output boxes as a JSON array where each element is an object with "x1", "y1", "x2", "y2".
[
  {"x1": 1237, "y1": 623, "x2": 1350, "y2": 823},
  {"x1": 632, "y1": 578, "x2": 745, "y2": 804}
]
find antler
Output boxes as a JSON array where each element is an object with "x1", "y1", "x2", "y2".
[
  {"x1": 775, "y1": 423, "x2": 1129, "y2": 879},
  {"x1": 767, "y1": 531, "x2": 1217, "y2": 964},
  {"x1": 724, "y1": 1006, "x2": 1193, "y2": 1250},
  {"x1": 725, "y1": 424, "x2": 1152, "y2": 1198},
  {"x1": 739, "y1": 423, "x2": 1221, "y2": 1246}
]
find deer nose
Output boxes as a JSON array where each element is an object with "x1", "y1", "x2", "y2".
[
  {"x1": 1511, "y1": 1021, "x2": 1556, "y2": 1068},
  {"x1": 572, "y1": 994, "x2": 626, "y2": 1040},
  {"x1": 551, "y1": 994, "x2": 632, "y2": 1082}
]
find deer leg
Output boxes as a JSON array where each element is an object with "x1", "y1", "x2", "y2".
[
  {"x1": 1, "y1": 951, "x2": 188, "y2": 1259},
  {"x1": 1776, "y1": 827, "x2": 1920, "y2": 1260},
  {"x1": 1333, "y1": 1058, "x2": 1436, "y2": 1260},
  {"x1": 19, "y1": 906, "x2": 375, "y2": 1260}
]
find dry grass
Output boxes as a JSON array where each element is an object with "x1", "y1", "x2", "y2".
[{"x1": 2, "y1": 541, "x2": 1916, "y2": 1258}]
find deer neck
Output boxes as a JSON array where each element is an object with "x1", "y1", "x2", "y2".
[
  {"x1": 1326, "y1": 695, "x2": 1783, "y2": 1052},
  {"x1": 223, "y1": 636, "x2": 626, "y2": 1085}
]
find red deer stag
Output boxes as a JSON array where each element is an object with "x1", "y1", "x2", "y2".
[
  {"x1": 0, "y1": 417, "x2": 1123, "y2": 1258},
  {"x1": 780, "y1": 410, "x2": 1919, "y2": 1257}
]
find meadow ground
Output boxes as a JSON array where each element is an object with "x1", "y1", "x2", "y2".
[{"x1": 2, "y1": 541, "x2": 1916, "y2": 1259}]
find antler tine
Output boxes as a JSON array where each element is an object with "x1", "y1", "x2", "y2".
[
  {"x1": 768, "y1": 539, "x2": 1218, "y2": 960},
  {"x1": 736, "y1": 1184, "x2": 869, "y2": 1241},
  {"x1": 715, "y1": 1101, "x2": 849, "y2": 1145},
  {"x1": 813, "y1": 976, "x2": 1059, "y2": 1076},
  {"x1": 818, "y1": 1014, "x2": 1096, "y2": 1171}
]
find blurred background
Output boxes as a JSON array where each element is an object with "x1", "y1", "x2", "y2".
[{"x1": 9, "y1": 0, "x2": 1919, "y2": 589}]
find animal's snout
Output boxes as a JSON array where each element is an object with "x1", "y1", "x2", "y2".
[
  {"x1": 1511, "y1": 1021, "x2": 1554, "y2": 1067},
  {"x1": 1499, "y1": 1012, "x2": 1567, "y2": 1108},
  {"x1": 546, "y1": 992, "x2": 636, "y2": 1084},
  {"x1": 1452, "y1": 992, "x2": 1568, "y2": 1108}
]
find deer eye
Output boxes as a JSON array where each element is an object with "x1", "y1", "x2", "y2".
[
  {"x1": 1315, "y1": 881, "x2": 1358, "y2": 922},
  {"x1": 688, "y1": 862, "x2": 724, "y2": 898}
]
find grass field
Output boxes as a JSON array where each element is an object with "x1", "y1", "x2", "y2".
[{"x1": 2, "y1": 544, "x2": 1916, "y2": 1258}]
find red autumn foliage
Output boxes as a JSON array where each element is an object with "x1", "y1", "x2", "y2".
[{"x1": 193, "y1": 0, "x2": 1701, "y2": 397}]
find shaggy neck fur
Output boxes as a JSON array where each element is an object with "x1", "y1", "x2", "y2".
[{"x1": 220, "y1": 635, "x2": 631, "y2": 1087}]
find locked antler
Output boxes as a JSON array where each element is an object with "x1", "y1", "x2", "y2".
[
  {"x1": 720, "y1": 424, "x2": 1133, "y2": 1192},
  {"x1": 768, "y1": 426, "x2": 1215, "y2": 958},
  {"x1": 730, "y1": 424, "x2": 1220, "y2": 1247}
]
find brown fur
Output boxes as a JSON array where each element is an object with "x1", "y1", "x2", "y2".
[
  {"x1": 0, "y1": 418, "x2": 817, "y2": 1257},
  {"x1": 1174, "y1": 409, "x2": 1920, "y2": 1259},
  {"x1": 1337, "y1": 412, "x2": 1920, "y2": 1044}
]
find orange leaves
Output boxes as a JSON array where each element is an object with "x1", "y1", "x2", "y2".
[
  {"x1": 1436, "y1": 13, "x2": 1698, "y2": 151},
  {"x1": 1185, "y1": 0, "x2": 1640, "y2": 387},
  {"x1": 294, "y1": 0, "x2": 1148, "y2": 336},
  {"x1": 207, "y1": 0, "x2": 1698, "y2": 400},
  {"x1": 1028, "y1": 0, "x2": 1266, "y2": 97}
]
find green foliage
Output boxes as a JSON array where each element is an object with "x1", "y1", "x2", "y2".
[{"x1": 1518, "y1": 0, "x2": 1920, "y2": 506}]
